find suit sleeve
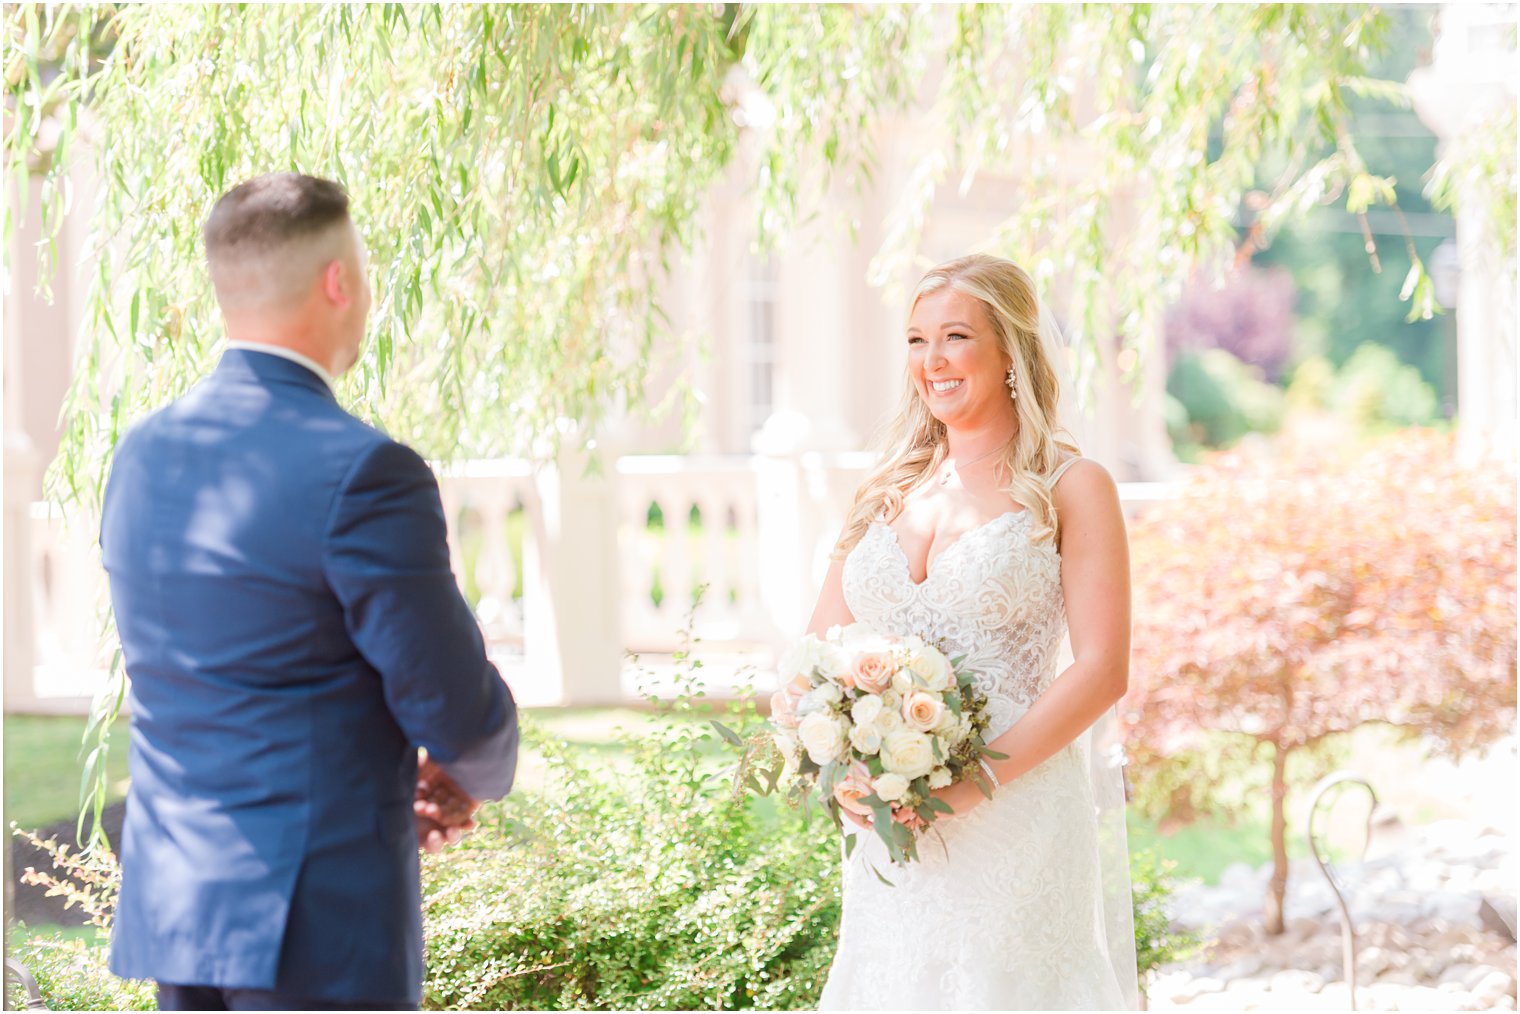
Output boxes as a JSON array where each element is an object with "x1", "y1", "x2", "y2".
[{"x1": 323, "y1": 438, "x2": 518, "y2": 800}]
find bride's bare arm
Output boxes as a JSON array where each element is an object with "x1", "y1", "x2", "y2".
[
  {"x1": 933, "y1": 460, "x2": 1129, "y2": 813},
  {"x1": 806, "y1": 555, "x2": 856, "y2": 637},
  {"x1": 991, "y1": 458, "x2": 1130, "y2": 781}
]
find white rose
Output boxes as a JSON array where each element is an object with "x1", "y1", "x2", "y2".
[
  {"x1": 851, "y1": 694, "x2": 884, "y2": 727},
  {"x1": 908, "y1": 644, "x2": 954, "y2": 691},
  {"x1": 848, "y1": 722, "x2": 882, "y2": 755},
  {"x1": 773, "y1": 729, "x2": 802, "y2": 771},
  {"x1": 797, "y1": 683, "x2": 841, "y2": 718},
  {"x1": 798, "y1": 712, "x2": 847, "y2": 765},
  {"x1": 879, "y1": 729, "x2": 935, "y2": 780},
  {"x1": 928, "y1": 766, "x2": 952, "y2": 789},
  {"x1": 777, "y1": 635, "x2": 819, "y2": 681},
  {"x1": 890, "y1": 670, "x2": 913, "y2": 695},
  {"x1": 873, "y1": 772, "x2": 910, "y2": 803},
  {"x1": 875, "y1": 706, "x2": 905, "y2": 733},
  {"x1": 932, "y1": 706, "x2": 960, "y2": 737},
  {"x1": 779, "y1": 634, "x2": 847, "y2": 683},
  {"x1": 880, "y1": 689, "x2": 902, "y2": 712}
]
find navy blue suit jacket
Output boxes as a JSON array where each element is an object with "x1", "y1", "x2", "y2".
[{"x1": 101, "y1": 348, "x2": 517, "y2": 1004}]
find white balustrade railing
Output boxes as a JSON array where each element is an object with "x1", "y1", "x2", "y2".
[
  {"x1": 615, "y1": 455, "x2": 766, "y2": 649},
  {"x1": 13, "y1": 455, "x2": 1177, "y2": 711},
  {"x1": 434, "y1": 458, "x2": 537, "y2": 647},
  {"x1": 25, "y1": 504, "x2": 115, "y2": 709}
]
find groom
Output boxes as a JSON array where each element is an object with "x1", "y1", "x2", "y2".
[{"x1": 101, "y1": 173, "x2": 518, "y2": 1010}]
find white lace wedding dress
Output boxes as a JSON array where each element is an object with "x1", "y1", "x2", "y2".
[{"x1": 818, "y1": 462, "x2": 1138, "y2": 1010}]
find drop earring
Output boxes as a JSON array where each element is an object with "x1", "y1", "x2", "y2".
[{"x1": 1006, "y1": 365, "x2": 1018, "y2": 401}]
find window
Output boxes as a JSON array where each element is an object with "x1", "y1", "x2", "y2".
[{"x1": 745, "y1": 256, "x2": 778, "y2": 435}]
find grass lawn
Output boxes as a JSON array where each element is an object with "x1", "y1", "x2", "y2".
[{"x1": 4, "y1": 716, "x2": 131, "y2": 832}]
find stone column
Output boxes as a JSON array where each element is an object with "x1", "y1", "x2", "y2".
[
  {"x1": 1410, "y1": 4, "x2": 1519, "y2": 463},
  {"x1": 3, "y1": 432, "x2": 38, "y2": 709},
  {"x1": 522, "y1": 446, "x2": 624, "y2": 706}
]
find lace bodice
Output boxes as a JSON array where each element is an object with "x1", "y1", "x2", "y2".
[{"x1": 841, "y1": 509, "x2": 1064, "y2": 740}]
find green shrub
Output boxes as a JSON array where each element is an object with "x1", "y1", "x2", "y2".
[
  {"x1": 1332, "y1": 342, "x2": 1441, "y2": 432},
  {"x1": 1167, "y1": 348, "x2": 1284, "y2": 448},
  {"x1": 1129, "y1": 849, "x2": 1202, "y2": 982},
  {"x1": 5, "y1": 932, "x2": 155, "y2": 1011},
  {"x1": 421, "y1": 702, "x2": 842, "y2": 1010},
  {"x1": 1283, "y1": 354, "x2": 1336, "y2": 414}
]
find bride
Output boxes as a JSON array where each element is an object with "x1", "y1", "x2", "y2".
[{"x1": 807, "y1": 254, "x2": 1139, "y2": 1010}]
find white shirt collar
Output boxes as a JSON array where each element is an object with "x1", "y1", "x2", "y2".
[{"x1": 226, "y1": 341, "x2": 336, "y2": 391}]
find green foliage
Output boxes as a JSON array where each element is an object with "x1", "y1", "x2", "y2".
[
  {"x1": 421, "y1": 711, "x2": 842, "y2": 1010},
  {"x1": 1283, "y1": 354, "x2": 1337, "y2": 414},
  {"x1": 1283, "y1": 347, "x2": 1442, "y2": 442},
  {"x1": 5, "y1": 3, "x2": 920, "y2": 511},
  {"x1": 76, "y1": 644, "x2": 127, "y2": 850},
  {"x1": 1124, "y1": 730, "x2": 1348, "y2": 838},
  {"x1": 8, "y1": 4, "x2": 1451, "y2": 512},
  {"x1": 1330, "y1": 342, "x2": 1441, "y2": 432},
  {"x1": 883, "y1": 4, "x2": 1419, "y2": 377},
  {"x1": 5, "y1": 933, "x2": 155, "y2": 1011},
  {"x1": 1129, "y1": 849, "x2": 1202, "y2": 982},
  {"x1": 1252, "y1": 8, "x2": 1452, "y2": 389},
  {"x1": 1166, "y1": 348, "x2": 1285, "y2": 451},
  {"x1": 4, "y1": 830, "x2": 136, "y2": 1012},
  {"x1": 11, "y1": 826, "x2": 119, "y2": 929},
  {"x1": 1427, "y1": 101, "x2": 1518, "y2": 262}
]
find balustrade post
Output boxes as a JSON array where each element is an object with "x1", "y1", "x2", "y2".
[
  {"x1": 752, "y1": 414, "x2": 833, "y2": 652},
  {"x1": 3, "y1": 431, "x2": 38, "y2": 710},
  {"x1": 522, "y1": 447, "x2": 623, "y2": 706}
]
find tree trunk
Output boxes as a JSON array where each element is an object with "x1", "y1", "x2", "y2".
[{"x1": 1264, "y1": 739, "x2": 1290, "y2": 935}]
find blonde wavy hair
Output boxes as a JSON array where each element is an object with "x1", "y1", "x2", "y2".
[{"x1": 833, "y1": 254, "x2": 1080, "y2": 559}]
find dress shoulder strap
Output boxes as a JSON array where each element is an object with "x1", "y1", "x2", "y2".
[{"x1": 1047, "y1": 455, "x2": 1083, "y2": 487}]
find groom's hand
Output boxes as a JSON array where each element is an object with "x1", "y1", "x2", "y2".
[{"x1": 414, "y1": 753, "x2": 479, "y2": 852}]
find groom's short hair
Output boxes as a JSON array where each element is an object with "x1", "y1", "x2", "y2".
[{"x1": 203, "y1": 173, "x2": 355, "y2": 312}]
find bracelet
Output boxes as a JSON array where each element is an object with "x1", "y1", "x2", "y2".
[{"x1": 978, "y1": 758, "x2": 1002, "y2": 789}]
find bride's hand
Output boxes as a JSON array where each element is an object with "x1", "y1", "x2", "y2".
[
  {"x1": 842, "y1": 807, "x2": 873, "y2": 831},
  {"x1": 930, "y1": 778, "x2": 990, "y2": 819}
]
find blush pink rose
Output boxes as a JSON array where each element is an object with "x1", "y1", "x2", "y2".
[
  {"x1": 900, "y1": 689, "x2": 945, "y2": 732},
  {"x1": 770, "y1": 689, "x2": 801, "y2": 729},
  {"x1": 852, "y1": 651, "x2": 896, "y2": 694},
  {"x1": 832, "y1": 766, "x2": 875, "y2": 817}
]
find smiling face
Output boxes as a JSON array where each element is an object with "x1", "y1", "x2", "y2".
[{"x1": 906, "y1": 285, "x2": 1016, "y2": 431}]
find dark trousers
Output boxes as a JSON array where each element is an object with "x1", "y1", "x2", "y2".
[{"x1": 155, "y1": 983, "x2": 416, "y2": 1011}]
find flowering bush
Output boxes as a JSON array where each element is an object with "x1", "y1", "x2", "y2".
[{"x1": 1124, "y1": 432, "x2": 1516, "y2": 933}]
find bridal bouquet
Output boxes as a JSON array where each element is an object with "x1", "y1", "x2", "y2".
[{"x1": 760, "y1": 623, "x2": 1002, "y2": 865}]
